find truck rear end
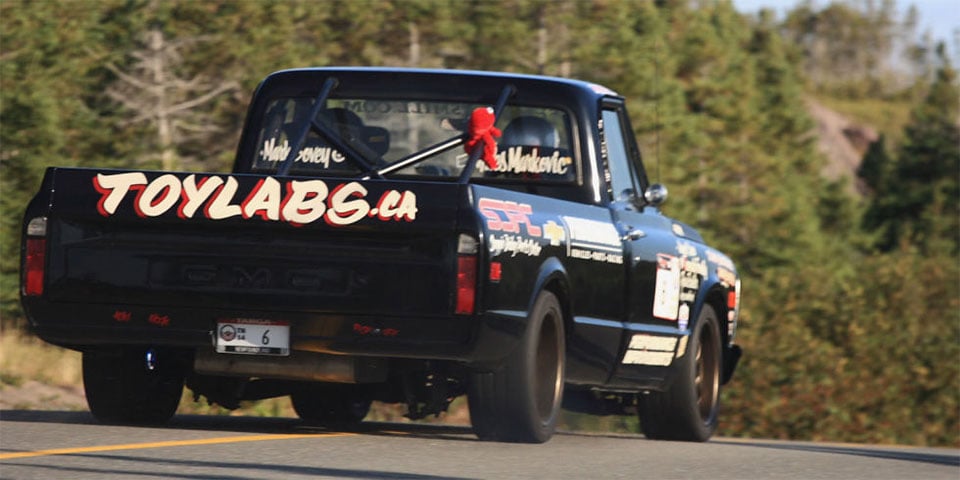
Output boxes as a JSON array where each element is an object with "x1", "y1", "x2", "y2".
[
  {"x1": 19, "y1": 67, "x2": 600, "y2": 441},
  {"x1": 22, "y1": 169, "x2": 473, "y2": 355}
]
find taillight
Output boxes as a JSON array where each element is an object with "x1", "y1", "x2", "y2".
[
  {"x1": 455, "y1": 234, "x2": 478, "y2": 315},
  {"x1": 24, "y1": 217, "x2": 47, "y2": 296}
]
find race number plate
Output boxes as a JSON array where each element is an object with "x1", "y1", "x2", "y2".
[{"x1": 215, "y1": 319, "x2": 290, "y2": 356}]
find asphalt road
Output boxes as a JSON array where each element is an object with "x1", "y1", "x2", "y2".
[{"x1": 0, "y1": 410, "x2": 957, "y2": 480}]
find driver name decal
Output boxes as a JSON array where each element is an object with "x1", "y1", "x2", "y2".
[
  {"x1": 475, "y1": 147, "x2": 573, "y2": 176},
  {"x1": 260, "y1": 138, "x2": 347, "y2": 168},
  {"x1": 93, "y1": 172, "x2": 417, "y2": 226}
]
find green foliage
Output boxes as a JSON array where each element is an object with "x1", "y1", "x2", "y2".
[
  {"x1": 862, "y1": 51, "x2": 960, "y2": 255},
  {"x1": 722, "y1": 251, "x2": 959, "y2": 446},
  {"x1": 1, "y1": 0, "x2": 956, "y2": 447}
]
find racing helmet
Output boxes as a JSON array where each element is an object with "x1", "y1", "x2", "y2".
[{"x1": 501, "y1": 116, "x2": 560, "y2": 149}]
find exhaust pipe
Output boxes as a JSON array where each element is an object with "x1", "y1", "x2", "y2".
[{"x1": 193, "y1": 349, "x2": 387, "y2": 383}]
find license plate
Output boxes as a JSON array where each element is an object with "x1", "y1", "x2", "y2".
[{"x1": 216, "y1": 319, "x2": 290, "y2": 356}]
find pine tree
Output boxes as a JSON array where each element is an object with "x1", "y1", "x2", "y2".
[
  {"x1": 857, "y1": 134, "x2": 893, "y2": 195},
  {"x1": 864, "y1": 44, "x2": 960, "y2": 254},
  {"x1": 0, "y1": 1, "x2": 117, "y2": 323}
]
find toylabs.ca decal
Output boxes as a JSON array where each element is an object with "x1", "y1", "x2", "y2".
[{"x1": 93, "y1": 172, "x2": 417, "y2": 226}]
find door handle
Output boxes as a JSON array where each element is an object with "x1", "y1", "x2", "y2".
[{"x1": 622, "y1": 228, "x2": 645, "y2": 241}]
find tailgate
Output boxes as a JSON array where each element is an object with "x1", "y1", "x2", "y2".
[{"x1": 36, "y1": 168, "x2": 465, "y2": 316}]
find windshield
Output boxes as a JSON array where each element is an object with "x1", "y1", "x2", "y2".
[{"x1": 251, "y1": 97, "x2": 577, "y2": 183}]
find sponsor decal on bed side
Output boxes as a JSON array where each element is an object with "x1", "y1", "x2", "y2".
[
  {"x1": 562, "y1": 215, "x2": 623, "y2": 264},
  {"x1": 478, "y1": 198, "x2": 542, "y2": 237},
  {"x1": 477, "y1": 198, "x2": 623, "y2": 264},
  {"x1": 489, "y1": 234, "x2": 544, "y2": 258},
  {"x1": 621, "y1": 333, "x2": 678, "y2": 366},
  {"x1": 93, "y1": 172, "x2": 417, "y2": 226}
]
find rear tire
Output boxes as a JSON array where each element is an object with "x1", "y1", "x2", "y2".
[
  {"x1": 291, "y1": 384, "x2": 371, "y2": 427},
  {"x1": 639, "y1": 305, "x2": 722, "y2": 441},
  {"x1": 468, "y1": 290, "x2": 565, "y2": 443},
  {"x1": 83, "y1": 348, "x2": 183, "y2": 425}
]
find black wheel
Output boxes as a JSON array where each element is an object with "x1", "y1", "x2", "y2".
[
  {"x1": 291, "y1": 384, "x2": 371, "y2": 426},
  {"x1": 468, "y1": 290, "x2": 565, "y2": 443},
  {"x1": 639, "y1": 305, "x2": 722, "y2": 442},
  {"x1": 82, "y1": 348, "x2": 184, "y2": 425}
]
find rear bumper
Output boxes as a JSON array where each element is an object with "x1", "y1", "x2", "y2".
[{"x1": 23, "y1": 299, "x2": 526, "y2": 367}]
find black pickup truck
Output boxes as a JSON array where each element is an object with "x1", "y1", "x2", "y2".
[{"x1": 20, "y1": 67, "x2": 741, "y2": 443}]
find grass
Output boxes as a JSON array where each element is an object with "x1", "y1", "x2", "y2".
[{"x1": 0, "y1": 327, "x2": 83, "y2": 388}]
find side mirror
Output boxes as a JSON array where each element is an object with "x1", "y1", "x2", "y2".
[{"x1": 643, "y1": 183, "x2": 668, "y2": 207}]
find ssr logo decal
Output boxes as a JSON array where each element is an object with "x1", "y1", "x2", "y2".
[
  {"x1": 478, "y1": 198, "x2": 542, "y2": 237},
  {"x1": 480, "y1": 198, "x2": 547, "y2": 258},
  {"x1": 93, "y1": 172, "x2": 417, "y2": 226}
]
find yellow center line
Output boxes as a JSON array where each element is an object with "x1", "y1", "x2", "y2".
[{"x1": 0, "y1": 432, "x2": 352, "y2": 461}]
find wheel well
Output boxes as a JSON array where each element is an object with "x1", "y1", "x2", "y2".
[
  {"x1": 705, "y1": 289, "x2": 730, "y2": 347},
  {"x1": 541, "y1": 279, "x2": 572, "y2": 341}
]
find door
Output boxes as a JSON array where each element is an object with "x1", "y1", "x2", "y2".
[{"x1": 599, "y1": 104, "x2": 684, "y2": 388}]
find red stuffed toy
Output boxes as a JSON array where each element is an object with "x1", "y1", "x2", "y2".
[{"x1": 464, "y1": 107, "x2": 501, "y2": 170}]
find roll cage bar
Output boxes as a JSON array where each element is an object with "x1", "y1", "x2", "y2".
[{"x1": 276, "y1": 76, "x2": 517, "y2": 184}]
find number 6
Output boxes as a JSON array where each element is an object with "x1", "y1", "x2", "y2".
[{"x1": 262, "y1": 330, "x2": 270, "y2": 345}]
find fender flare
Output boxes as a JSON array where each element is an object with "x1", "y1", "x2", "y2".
[
  {"x1": 528, "y1": 257, "x2": 572, "y2": 333},
  {"x1": 693, "y1": 277, "x2": 740, "y2": 385}
]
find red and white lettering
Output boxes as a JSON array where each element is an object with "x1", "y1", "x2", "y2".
[
  {"x1": 478, "y1": 198, "x2": 504, "y2": 231},
  {"x1": 373, "y1": 190, "x2": 416, "y2": 222},
  {"x1": 134, "y1": 174, "x2": 181, "y2": 218},
  {"x1": 325, "y1": 182, "x2": 370, "y2": 226},
  {"x1": 179, "y1": 175, "x2": 223, "y2": 219},
  {"x1": 91, "y1": 173, "x2": 418, "y2": 227},
  {"x1": 241, "y1": 177, "x2": 283, "y2": 221},
  {"x1": 394, "y1": 191, "x2": 417, "y2": 221},
  {"x1": 478, "y1": 198, "x2": 541, "y2": 236},
  {"x1": 281, "y1": 180, "x2": 328, "y2": 225},
  {"x1": 94, "y1": 172, "x2": 148, "y2": 216},
  {"x1": 205, "y1": 177, "x2": 243, "y2": 220}
]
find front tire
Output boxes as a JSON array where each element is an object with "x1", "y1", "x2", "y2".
[
  {"x1": 639, "y1": 305, "x2": 722, "y2": 441},
  {"x1": 468, "y1": 290, "x2": 565, "y2": 443},
  {"x1": 83, "y1": 348, "x2": 184, "y2": 425}
]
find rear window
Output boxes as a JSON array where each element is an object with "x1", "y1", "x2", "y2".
[{"x1": 251, "y1": 98, "x2": 577, "y2": 183}]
